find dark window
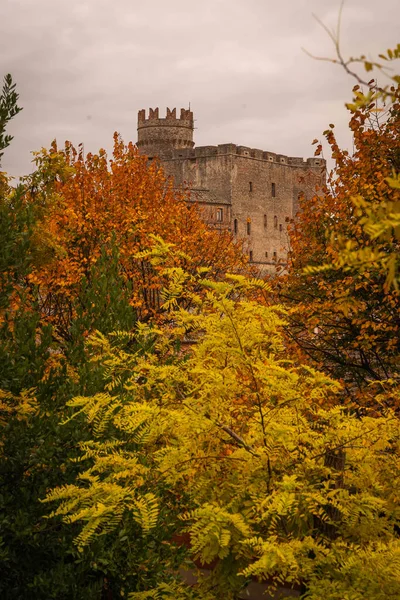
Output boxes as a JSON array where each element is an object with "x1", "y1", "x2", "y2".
[
  {"x1": 271, "y1": 182, "x2": 276, "y2": 197},
  {"x1": 233, "y1": 218, "x2": 238, "y2": 234},
  {"x1": 274, "y1": 216, "x2": 278, "y2": 229},
  {"x1": 249, "y1": 250, "x2": 253, "y2": 261},
  {"x1": 247, "y1": 221, "x2": 251, "y2": 235},
  {"x1": 279, "y1": 224, "x2": 283, "y2": 232},
  {"x1": 265, "y1": 251, "x2": 268, "y2": 258},
  {"x1": 264, "y1": 214, "x2": 267, "y2": 228},
  {"x1": 273, "y1": 251, "x2": 277, "y2": 261},
  {"x1": 249, "y1": 181, "x2": 253, "y2": 192},
  {"x1": 216, "y1": 208, "x2": 223, "y2": 222}
]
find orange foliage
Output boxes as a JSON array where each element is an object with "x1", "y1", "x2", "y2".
[
  {"x1": 29, "y1": 134, "x2": 247, "y2": 337},
  {"x1": 279, "y1": 86, "x2": 400, "y2": 399}
]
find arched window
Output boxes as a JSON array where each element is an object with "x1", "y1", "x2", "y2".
[
  {"x1": 274, "y1": 216, "x2": 278, "y2": 229},
  {"x1": 271, "y1": 182, "x2": 276, "y2": 197},
  {"x1": 233, "y1": 218, "x2": 238, "y2": 234},
  {"x1": 216, "y1": 208, "x2": 223, "y2": 222}
]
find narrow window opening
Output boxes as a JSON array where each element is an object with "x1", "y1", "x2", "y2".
[
  {"x1": 249, "y1": 181, "x2": 253, "y2": 192},
  {"x1": 216, "y1": 208, "x2": 223, "y2": 222},
  {"x1": 233, "y1": 218, "x2": 238, "y2": 234},
  {"x1": 273, "y1": 251, "x2": 277, "y2": 261},
  {"x1": 249, "y1": 250, "x2": 253, "y2": 261},
  {"x1": 271, "y1": 182, "x2": 276, "y2": 197},
  {"x1": 263, "y1": 214, "x2": 267, "y2": 228},
  {"x1": 265, "y1": 251, "x2": 268, "y2": 258},
  {"x1": 274, "y1": 216, "x2": 278, "y2": 229},
  {"x1": 279, "y1": 224, "x2": 283, "y2": 232},
  {"x1": 247, "y1": 221, "x2": 251, "y2": 235}
]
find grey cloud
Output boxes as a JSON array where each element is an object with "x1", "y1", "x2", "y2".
[{"x1": 1, "y1": 0, "x2": 399, "y2": 176}]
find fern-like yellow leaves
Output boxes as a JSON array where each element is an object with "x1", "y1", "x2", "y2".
[{"x1": 44, "y1": 266, "x2": 400, "y2": 597}]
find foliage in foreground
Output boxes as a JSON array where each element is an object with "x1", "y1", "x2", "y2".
[
  {"x1": 44, "y1": 255, "x2": 400, "y2": 599},
  {"x1": 0, "y1": 173, "x2": 144, "y2": 598},
  {"x1": 1, "y1": 50, "x2": 400, "y2": 598}
]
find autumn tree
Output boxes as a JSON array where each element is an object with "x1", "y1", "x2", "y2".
[
  {"x1": 27, "y1": 135, "x2": 247, "y2": 342},
  {"x1": 0, "y1": 188, "x2": 153, "y2": 598},
  {"x1": 0, "y1": 96, "x2": 148, "y2": 596},
  {"x1": 277, "y1": 78, "x2": 400, "y2": 400},
  {"x1": 0, "y1": 185, "x2": 148, "y2": 598},
  {"x1": 0, "y1": 127, "x2": 246, "y2": 597}
]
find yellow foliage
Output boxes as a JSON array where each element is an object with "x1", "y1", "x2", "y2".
[{"x1": 44, "y1": 257, "x2": 400, "y2": 598}]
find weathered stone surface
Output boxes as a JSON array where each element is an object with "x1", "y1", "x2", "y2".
[{"x1": 137, "y1": 108, "x2": 325, "y2": 271}]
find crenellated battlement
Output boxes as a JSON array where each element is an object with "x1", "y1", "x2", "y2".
[
  {"x1": 137, "y1": 107, "x2": 195, "y2": 158},
  {"x1": 168, "y1": 143, "x2": 325, "y2": 168},
  {"x1": 138, "y1": 107, "x2": 193, "y2": 126},
  {"x1": 136, "y1": 109, "x2": 324, "y2": 168}
]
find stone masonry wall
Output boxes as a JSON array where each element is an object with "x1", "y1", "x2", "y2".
[
  {"x1": 137, "y1": 108, "x2": 325, "y2": 272},
  {"x1": 161, "y1": 145, "x2": 324, "y2": 270}
]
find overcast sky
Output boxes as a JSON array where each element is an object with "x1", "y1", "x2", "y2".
[{"x1": 1, "y1": 0, "x2": 399, "y2": 177}]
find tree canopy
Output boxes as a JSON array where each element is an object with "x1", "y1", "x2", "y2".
[{"x1": 1, "y1": 52, "x2": 400, "y2": 599}]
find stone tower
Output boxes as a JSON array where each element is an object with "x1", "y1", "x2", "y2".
[{"x1": 136, "y1": 107, "x2": 194, "y2": 159}]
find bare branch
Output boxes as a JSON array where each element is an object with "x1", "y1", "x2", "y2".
[{"x1": 304, "y1": 0, "x2": 399, "y2": 98}]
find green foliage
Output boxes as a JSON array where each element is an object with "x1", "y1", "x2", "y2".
[
  {"x1": 0, "y1": 74, "x2": 22, "y2": 166},
  {"x1": 68, "y1": 235, "x2": 136, "y2": 362},
  {"x1": 0, "y1": 182, "x2": 35, "y2": 310},
  {"x1": 0, "y1": 169, "x2": 141, "y2": 598}
]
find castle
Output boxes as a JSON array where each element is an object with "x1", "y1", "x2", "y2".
[{"x1": 137, "y1": 107, "x2": 326, "y2": 271}]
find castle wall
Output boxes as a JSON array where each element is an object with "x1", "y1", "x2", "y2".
[
  {"x1": 136, "y1": 108, "x2": 325, "y2": 272},
  {"x1": 161, "y1": 145, "x2": 324, "y2": 269},
  {"x1": 162, "y1": 147, "x2": 233, "y2": 225}
]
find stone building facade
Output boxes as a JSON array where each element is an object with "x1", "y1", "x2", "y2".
[{"x1": 137, "y1": 107, "x2": 326, "y2": 271}]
